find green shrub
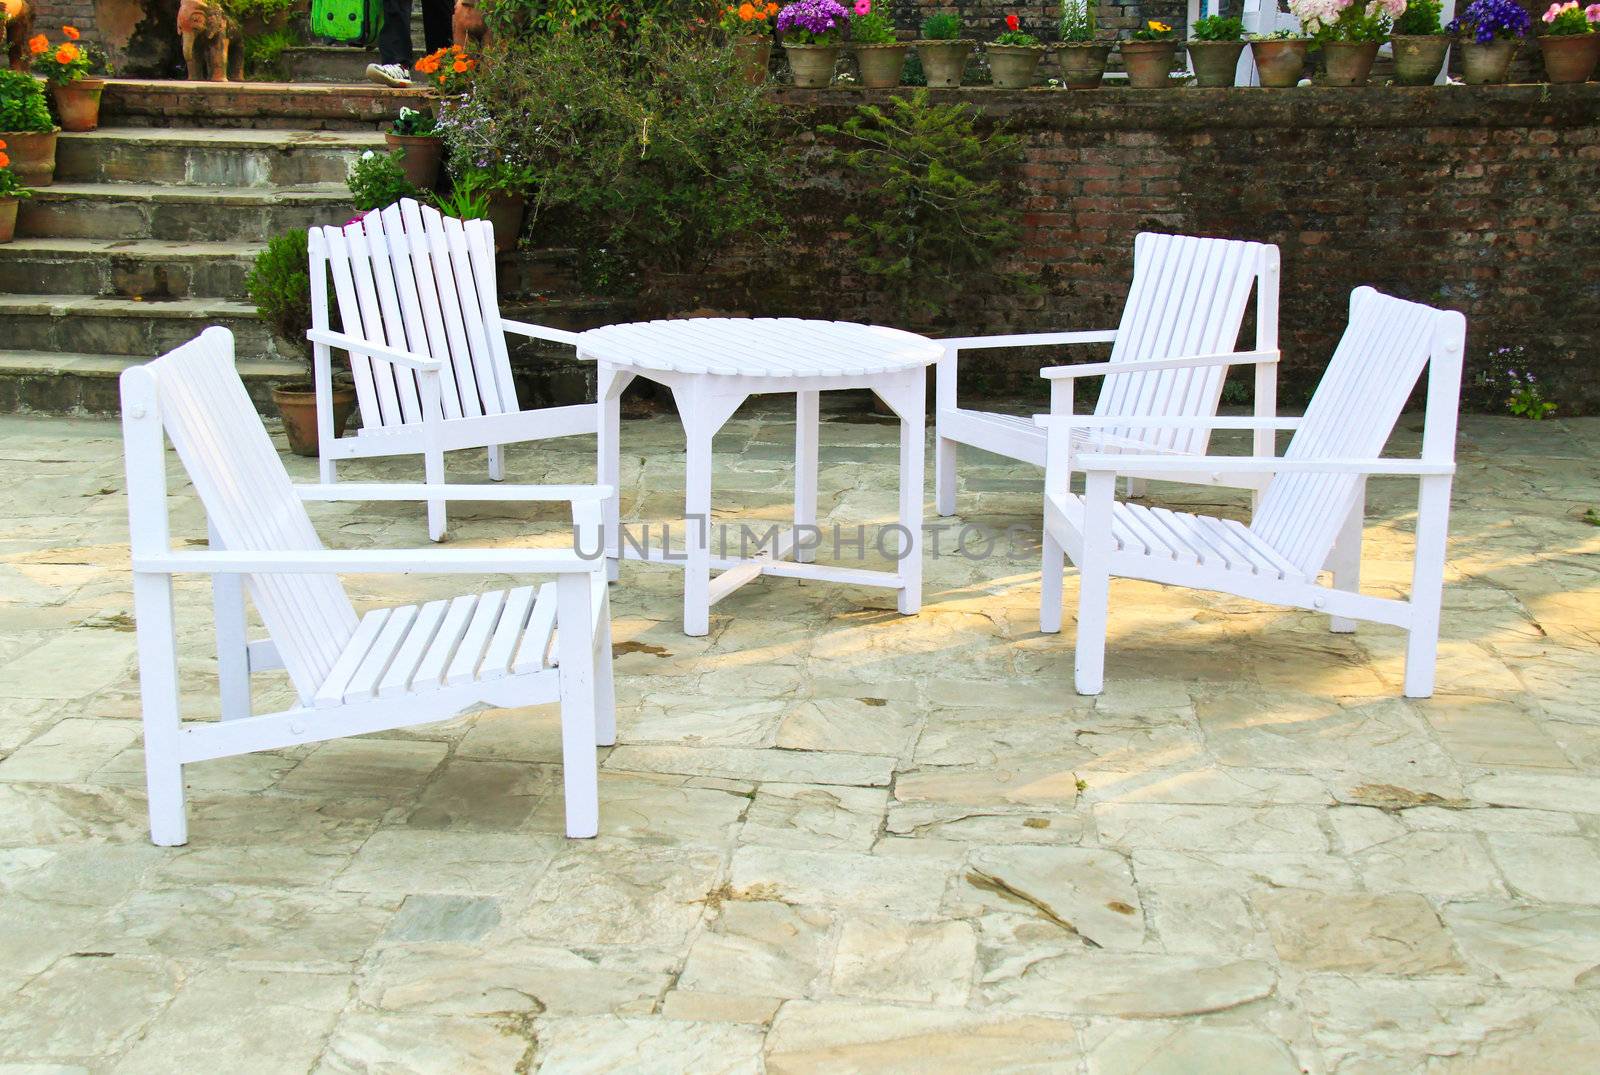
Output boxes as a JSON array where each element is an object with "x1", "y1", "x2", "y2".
[
  {"x1": 347, "y1": 150, "x2": 418, "y2": 212},
  {"x1": 0, "y1": 70, "x2": 54, "y2": 133},
  {"x1": 921, "y1": 12, "x2": 963, "y2": 39},
  {"x1": 485, "y1": 0, "x2": 707, "y2": 38},
  {"x1": 224, "y1": 0, "x2": 300, "y2": 19},
  {"x1": 432, "y1": 174, "x2": 492, "y2": 220},
  {"x1": 1191, "y1": 15, "x2": 1245, "y2": 40},
  {"x1": 1393, "y1": 0, "x2": 1445, "y2": 33},
  {"x1": 247, "y1": 230, "x2": 311, "y2": 355},
  {"x1": 243, "y1": 27, "x2": 301, "y2": 79}
]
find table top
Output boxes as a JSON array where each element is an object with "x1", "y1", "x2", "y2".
[{"x1": 576, "y1": 318, "x2": 944, "y2": 379}]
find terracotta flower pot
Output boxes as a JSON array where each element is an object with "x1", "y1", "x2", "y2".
[
  {"x1": 916, "y1": 40, "x2": 974, "y2": 87},
  {"x1": 1459, "y1": 38, "x2": 1518, "y2": 83},
  {"x1": 50, "y1": 78, "x2": 105, "y2": 133},
  {"x1": 1319, "y1": 40, "x2": 1380, "y2": 85},
  {"x1": 0, "y1": 198, "x2": 17, "y2": 244},
  {"x1": 1251, "y1": 38, "x2": 1309, "y2": 87},
  {"x1": 1, "y1": 128, "x2": 58, "y2": 186},
  {"x1": 1537, "y1": 33, "x2": 1600, "y2": 83},
  {"x1": 271, "y1": 383, "x2": 356, "y2": 458},
  {"x1": 1056, "y1": 42, "x2": 1112, "y2": 88},
  {"x1": 854, "y1": 43, "x2": 908, "y2": 87},
  {"x1": 485, "y1": 191, "x2": 525, "y2": 252},
  {"x1": 1187, "y1": 39, "x2": 1247, "y2": 86},
  {"x1": 1120, "y1": 40, "x2": 1179, "y2": 88},
  {"x1": 1390, "y1": 34, "x2": 1451, "y2": 84},
  {"x1": 384, "y1": 132, "x2": 443, "y2": 191},
  {"x1": 734, "y1": 35, "x2": 773, "y2": 84},
  {"x1": 784, "y1": 43, "x2": 840, "y2": 87},
  {"x1": 987, "y1": 43, "x2": 1046, "y2": 88}
]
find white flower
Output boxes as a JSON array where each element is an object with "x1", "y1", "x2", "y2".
[{"x1": 361, "y1": 150, "x2": 375, "y2": 159}]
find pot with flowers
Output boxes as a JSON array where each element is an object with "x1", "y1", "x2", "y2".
[
  {"x1": 916, "y1": 12, "x2": 975, "y2": 87},
  {"x1": 1290, "y1": 0, "x2": 1401, "y2": 85},
  {"x1": 721, "y1": 1, "x2": 780, "y2": 84},
  {"x1": 988, "y1": 13, "x2": 1046, "y2": 88},
  {"x1": 1187, "y1": 15, "x2": 1247, "y2": 86},
  {"x1": 1390, "y1": 0, "x2": 1451, "y2": 84},
  {"x1": 414, "y1": 44, "x2": 477, "y2": 96},
  {"x1": 1121, "y1": 20, "x2": 1179, "y2": 87},
  {"x1": 1536, "y1": 1, "x2": 1600, "y2": 83},
  {"x1": 0, "y1": 139, "x2": 34, "y2": 243},
  {"x1": 1447, "y1": 0, "x2": 1532, "y2": 82},
  {"x1": 385, "y1": 106, "x2": 443, "y2": 191},
  {"x1": 1249, "y1": 29, "x2": 1310, "y2": 85},
  {"x1": 31, "y1": 27, "x2": 103, "y2": 132},
  {"x1": 778, "y1": 0, "x2": 849, "y2": 87},
  {"x1": 0, "y1": 68, "x2": 58, "y2": 186},
  {"x1": 1056, "y1": 0, "x2": 1111, "y2": 88},
  {"x1": 850, "y1": 1, "x2": 906, "y2": 87}
]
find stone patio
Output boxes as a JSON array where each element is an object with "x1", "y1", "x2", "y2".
[{"x1": 1, "y1": 402, "x2": 1598, "y2": 1073}]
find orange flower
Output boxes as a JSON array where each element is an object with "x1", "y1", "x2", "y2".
[
  {"x1": 452, "y1": 58, "x2": 469, "y2": 72},
  {"x1": 416, "y1": 55, "x2": 438, "y2": 73},
  {"x1": 765, "y1": 1, "x2": 778, "y2": 13},
  {"x1": 738, "y1": 1, "x2": 756, "y2": 18},
  {"x1": 0, "y1": 151, "x2": 10, "y2": 170},
  {"x1": 62, "y1": 25, "x2": 80, "y2": 39},
  {"x1": 438, "y1": 73, "x2": 448, "y2": 84},
  {"x1": 55, "y1": 44, "x2": 80, "y2": 64},
  {"x1": 28, "y1": 33, "x2": 48, "y2": 54},
  {"x1": 0, "y1": 138, "x2": 7, "y2": 149}
]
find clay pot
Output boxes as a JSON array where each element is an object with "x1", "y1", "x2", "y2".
[
  {"x1": 271, "y1": 383, "x2": 356, "y2": 458},
  {"x1": 854, "y1": 43, "x2": 908, "y2": 87},
  {"x1": 784, "y1": 43, "x2": 840, "y2": 87},
  {"x1": 1120, "y1": 40, "x2": 1179, "y2": 88},
  {"x1": 0, "y1": 198, "x2": 17, "y2": 244},
  {"x1": 916, "y1": 40, "x2": 974, "y2": 87},
  {"x1": 1251, "y1": 38, "x2": 1309, "y2": 87},
  {"x1": 1319, "y1": 40, "x2": 1380, "y2": 85},
  {"x1": 1187, "y1": 39, "x2": 1247, "y2": 86},
  {"x1": 734, "y1": 35, "x2": 772, "y2": 84},
  {"x1": 485, "y1": 191, "x2": 525, "y2": 252},
  {"x1": 986, "y1": 43, "x2": 1046, "y2": 88},
  {"x1": 1459, "y1": 38, "x2": 1518, "y2": 84},
  {"x1": 1056, "y1": 42, "x2": 1112, "y2": 87},
  {"x1": 50, "y1": 78, "x2": 105, "y2": 133},
  {"x1": 384, "y1": 133, "x2": 443, "y2": 191},
  {"x1": 1390, "y1": 34, "x2": 1451, "y2": 84},
  {"x1": 1537, "y1": 33, "x2": 1600, "y2": 83},
  {"x1": 1, "y1": 128, "x2": 58, "y2": 186}
]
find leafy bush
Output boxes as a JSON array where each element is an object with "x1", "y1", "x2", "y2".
[
  {"x1": 0, "y1": 69, "x2": 54, "y2": 133},
  {"x1": 1393, "y1": 0, "x2": 1444, "y2": 33},
  {"x1": 432, "y1": 174, "x2": 492, "y2": 220},
  {"x1": 1191, "y1": 15, "x2": 1245, "y2": 40},
  {"x1": 822, "y1": 90, "x2": 1025, "y2": 321},
  {"x1": 247, "y1": 230, "x2": 311, "y2": 355},
  {"x1": 243, "y1": 27, "x2": 301, "y2": 79},
  {"x1": 224, "y1": 0, "x2": 301, "y2": 20},
  {"x1": 485, "y1": 0, "x2": 708, "y2": 38},
  {"x1": 347, "y1": 150, "x2": 418, "y2": 212},
  {"x1": 1059, "y1": 0, "x2": 1097, "y2": 41},
  {"x1": 921, "y1": 12, "x2": 963, "y2": 39},
  {"x1": 851, "y1": 6, "x2": 898, "y2": 44}
]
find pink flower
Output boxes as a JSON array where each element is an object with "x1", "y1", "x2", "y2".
[
  {"x1": 1588, "y1": 1, "x2": 1600, "y2": 19},
  {"x1": 1542, "y1": 1, "x2": 1572, "y2": 22},
  {"x1": 854, "y1": 0, "x2": 870, "y2": 12}
]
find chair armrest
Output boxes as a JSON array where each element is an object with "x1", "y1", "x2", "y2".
[
  {"x1": 502, "y1": 319, "x2": 580, "y2": 346},
  {"x1": 133, "y1": 548, "x2": 601, "y2": 576},
  {"x1": 1073, "y1": 453, "x2": 1455, "y2": 477},
  {"x1": 307, "y1": 329, "x2": 443, "y2": 372},
  {"x1": 296, "y1": 483, "x2": 614, "y2": 503},
  {"x1": 940, "y1": 329, "x2": 1118, "y2": 351},
  {"x1": 1032, "y1": 415, "x2": 1302, "y2": 431},
  {"x1": 1040, "y1": 349, "x2": 1279, "y2": 380}
]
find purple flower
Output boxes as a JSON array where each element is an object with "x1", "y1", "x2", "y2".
[
  {"x1": 1448, "y1": 0, "x2": 1532, "y2": 41},
  {"x1": 776, "y1": 0, "x2": 850, "y2": 40}
]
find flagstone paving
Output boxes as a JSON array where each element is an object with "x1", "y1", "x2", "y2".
[{"x1": 1, "y1": 402, "x2": 1598, "y2": 1073}]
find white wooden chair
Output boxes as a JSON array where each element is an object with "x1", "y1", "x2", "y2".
[
  {"x1": 122, "y1": 327, "x2": 616, "y2": 845},
  {"x1": 307, "y1": 198, "x2": 597, "y2": 542},
  {"x1": 935, "y1": 233, "x2": 1281, "y2": 516},
  {"x1": 1037, "y1": 287, "x2": 1464, "y2": 698}
]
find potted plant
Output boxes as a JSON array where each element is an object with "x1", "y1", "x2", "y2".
[
  {"x1": 720, "y1": 1, "x2": 780, "y2": 84},
  {"x1": 31, "y1": 27, "x2": 105, "y2": 132},
  {"x1": 776, "y1": 0, "x2": 848, "y2": 86},
  {"x1": 1390, "y1": 0, "x2": 1452, "y2": 84},
  {"x1": 988, "y1": 12, "x2": 1047, "y2": 88},
  {"x1": 848, "y1": 0, "x2": 906, "y2": 87},
  {"x1": 1447, "y1": 0, "x2": 1532, "y2": 82},
  {"x1": 477, "y1": 162, "x2": 534, "y2": 251},
  {"x1": 385, "y1": 107, "x2": 443, "y2": 191},
  {"x1": 1056, "y1": 0, "x2": 1111, "y2": 88},
  {"x1": 1121, "y1": 19, "x2": 1179, "y2": 87},
  {"x1": 1250, "y1": 29, "x2": 1311, "y2": 86},
  {"x1": 0, "y1": 139, "x2": 34, "y2": 244},
  {"x1": 1291, "y1": 0, "x2": 1400, "y2": 85},
  {"x1": 916, "y1": 12, "x2": 975, "y2": 87},
  {"x1": 1187, "y1": 14, "x2": 1247, "y2": 86},
  {"x1": 413, "y1": 44, "x2": 478, "y2": 96},
  {"x1": 1536, "y1": 1, "x2": 1600, "y2": 83},
  {"x1": 348, "y1": 149, "x2": 419, "y2": 215},
  {"x1": 0, "y1": 69, "x2": 57, "y2": 186},
  {"x1": 248, "y1": 230, "x2": 356, "y2": 457}
]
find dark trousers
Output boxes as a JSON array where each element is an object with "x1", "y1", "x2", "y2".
[{"x1": 377, "y1": 0, "x2": 454, "y2": 66}]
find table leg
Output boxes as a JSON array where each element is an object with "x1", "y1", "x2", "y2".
[
  {"x1": 671, "y1": 382, "x2": 746, "y2": 636},
  {"x1": 794, "y1": 389, "x2": 819, "y2": 563},
  {"x1": 874, "y1": 370, "x2": 925, "y2": 616},
  {"x1": 596, "y1": 366, "x2": 633, "y2": 583}
]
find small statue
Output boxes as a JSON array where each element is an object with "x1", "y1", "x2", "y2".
[
  {"x1": 176, "y1": 0, "x2": 242, "y2": 82},
  {"x1": 452, "y1": 0, "x2": 487, "y2": 50},
  {"x1": 3, "y1": 0, "x2": 36, "y2": 73}
]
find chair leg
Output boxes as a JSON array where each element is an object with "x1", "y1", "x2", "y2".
[
  {"x1": 1125, "y1": 477, "x2": 1148, "y2": 499},
  {"x1": 935, "y1": 435, "x2": 957, "y2": 517},
  {"x1": 1075, "y1": 472, "x2": 1116, "y2": 696},
  {"x1": 1040, "y1": 527, "x2": 1065, "y2": 634},
  {"x1": 487, "y1": 444, "x2": 505, "y2": 482},
  {"x1": 556, "y1": 573, "x2": 600, "y2": 838},
  {"x1": 425, "y1": 447, "x2": 447, "y2": 542},
  {"x1": 1404, "y1": 475, "x2": 1451, "y2": 699},
  {"x1": 132, "y1": 572, "x2": 188, "y2": 846},
  {"x1": 1328, "y1": 483, "x2": 1365, "y2": 634},
  {"x1": 592, "y1": 586, "x2": 617, "y2": 747}
]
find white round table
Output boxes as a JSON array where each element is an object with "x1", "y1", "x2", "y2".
[{"x1": 577, "y1": 318, "x2": 944, "y2": 636}]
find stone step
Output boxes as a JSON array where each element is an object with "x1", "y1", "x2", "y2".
[
  {"x1": 0, "y1": 349, "x2": 301, "y2": 416},
  {"x1": 0, "y1": 294, "x2": 281, "y2": 360},
  {"x1": 18, "y1": 183, "x2": 355, "y2": 242},
  {"x1": 56, "y1": 128, "x2": 385, "y2": 187},
  {"x1": 100, "y1": 79, "x2": 431, "y2": 131},
  {"x1": 0, "y1": 238, "x2": 261, "y2": 300},
  {"x1": 284, "y1": 46, "x2": 382, "y2": 84}
]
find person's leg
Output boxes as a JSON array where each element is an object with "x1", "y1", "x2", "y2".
[
  {"x1": 375, "y1": 0, "x2": 414, "y2": 67},
  {"x1": 421, "y1": 0, "x2": 452, "y2": 53}
]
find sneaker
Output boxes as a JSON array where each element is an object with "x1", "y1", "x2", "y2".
[{"x1": 366, "y1": 63, "x2": 412, "y2": 87}]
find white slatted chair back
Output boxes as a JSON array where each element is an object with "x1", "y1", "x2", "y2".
[
  {"x1": 1250, "y1": 287, "x2": 1459, "y2": 575},
  {"x1": 136, "y1": 329, "x2": 358, "y2": 700},
  {"x1": 309, "y1": 197, "x2": 519, "y2": 433},
  {"x1": 1095, "y1": 232, "x2": 1274, "y2": 456}
]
